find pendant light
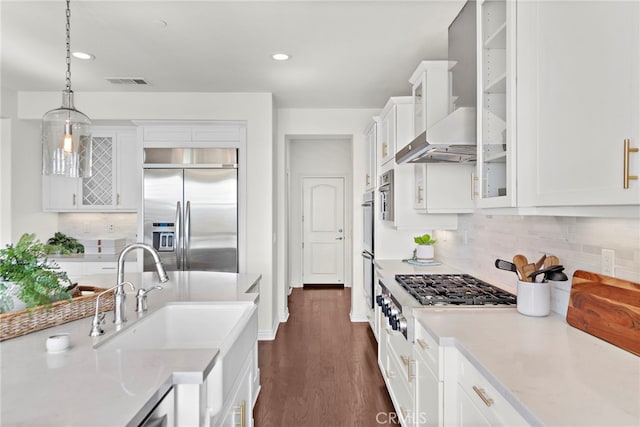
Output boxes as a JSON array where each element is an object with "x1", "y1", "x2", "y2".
[{"x1": 42, "y1": 0, "x2": 92, "y2": 178}]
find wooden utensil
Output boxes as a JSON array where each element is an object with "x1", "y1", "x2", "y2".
[
  {"x1": 544, "y1": 255, "x2": 560, "y2": 269},
  {"x1": 521, "y1": 263, "x2": 537, "y2": 282},
  {"x1": 534, "y1": 254, "x2": 547, "y2": 270},
  {"x1": 567, "y1": 270, "x2": 640, "y2": 356},
  {"x1": 512, "y1": 255, "x2": 528, "y2": 281}
]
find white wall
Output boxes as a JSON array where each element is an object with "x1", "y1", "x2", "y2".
[
  {"x1": 287, "y1": 137, "x2": 353, "y2": 287},
  {"x1": 16, "y1": 91, "x2": 277, "y2": 338},
  {"x1": 276, "y1": 108, "x2": 379, "y2": 322}
]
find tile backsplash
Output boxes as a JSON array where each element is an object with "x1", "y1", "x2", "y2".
[
  {"x1": 434, "y1": 212, "x2": 640, "y2": 315},
  {"x1": 58, "y1": 213, "x2": 138, "y2": 243}
]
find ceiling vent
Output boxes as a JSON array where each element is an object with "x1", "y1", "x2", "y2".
[{"x1": 105, "y1": 77, "x2": 149, "y2": 85}]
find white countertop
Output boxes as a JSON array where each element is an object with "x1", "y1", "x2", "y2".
[
  {"x1": 0, "y1": 270, "x2": 261, "y2": 427},
  {"x1": 377, "y1": 259, "x2": 639, "y2": 426},
  {"x1": 414, "y1": 309, "x2": 640, "y2": 426}
]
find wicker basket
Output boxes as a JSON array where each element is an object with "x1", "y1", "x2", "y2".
[{"x1": 0, "y1": 286, "x2": 114, "y2": 341}]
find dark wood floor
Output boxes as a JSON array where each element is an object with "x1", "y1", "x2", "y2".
[{"x1": 253, "y1": 286, "x2": 398, "y2": 427}]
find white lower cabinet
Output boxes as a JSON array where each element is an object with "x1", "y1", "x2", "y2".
[
  {"x1": 382, "y1": 327, "x2": 415, "y2": 426},
  {"x1": 379, "y1": 319, "x2": 531, "y2": 426},
  {"x1": 444, "y1": 348, "x2": 530, "y2": 427},
  {"x1": 218, "y1": 354, "x2": 253, "y2": 427},
  {"x1": 414, "y1": 322, "x2": 442, "y2": 427},
  {"x1": 50, "y1": 259, "x2": 138, "y2": 282}
]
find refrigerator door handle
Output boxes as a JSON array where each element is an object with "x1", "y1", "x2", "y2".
[
  {"x1": 185, "y1": 200, "x2": 191, "y2": 269},
  {"x1": 175, "y1": 201, "x2": 182, "y2": 269}
]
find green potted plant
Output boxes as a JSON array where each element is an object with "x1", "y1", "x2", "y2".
[
  {"x1": 414, "y1": 233, "x2": 437, "y2": 261},
  {"x1": 0, "y1": 233, "x2": 72, "y2": 313},
  {"x1": 46, "y1": 232, "x2": 84, "y2": 254}
]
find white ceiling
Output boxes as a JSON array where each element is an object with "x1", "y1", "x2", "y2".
[{"x1": 1, "y1": 1, "x2": 466, "y2": 108}]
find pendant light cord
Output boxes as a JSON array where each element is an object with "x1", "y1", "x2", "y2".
[{"x1": 65, "y1": 0, "x2": 72, "y2": 91}]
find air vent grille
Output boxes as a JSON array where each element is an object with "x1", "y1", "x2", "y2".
[{"x1": 105, "y1": 77, "x2": 149, "y2": 85}]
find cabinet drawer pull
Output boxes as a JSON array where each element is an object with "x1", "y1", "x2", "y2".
[
  {"x1": 408, "y1": 358, "x2": 415, "y2": 382},
  {"x1": 384, "y1": 327, "x2": 392, "y2": 335},
  {"x1": 416, "y1": 338, "x2": 429, "y2": 350},
  {"x1": 623, "y1": 139, "x2": 638, "y2": 189},
  {"x1": 385, "y1": 369, "x2": 394, "y2": 379},
  {"x1": 417, "y1": 185, "x2": 423, "y2": 203},
  {"x1": 382, "y1": 143, "x2": 388, "y2": 158},
  {"x1": 472, "y1": 386, "x2": 494, "y2": 407},
  {"x1": 72, "y1": 193, "x2": 77, "y2": 206},
  {"x1": 400, "y1": 355, "x2": 410, "y2": 366},
  {"x1": 471, "y1": 173, "x2": 478, "y2": 199},
  {"x1": 400, "y1": 407, "x2": 408, "y2": 419},
  {"x1": 366, "y1": 173, "x2": 370, "y2": 186},
  {"x1": 116, "y1": 193, "x2": 120, "y2": 205}
]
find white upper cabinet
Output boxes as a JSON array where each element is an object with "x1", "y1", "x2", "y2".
[
  {"x1": 42, "y1": 127, "x2": 140, "y2": 212},
  {"x1": 516, "y1": 0, "x2": 639, "y2": 207},
  {"x1": 475, "y1": 0, "x2": 517, "y2": 208},
  {"x1": 365, "y1": 119, "x2": 378, "y2": 191},
  {"x1": 410, "y1": 61, "x2": 452, "y2": 138},
  {"x1": 378, "y1": 97, "x2": 413, "y2": 167},
  {"x1": 413, "y1": 163, "x2": 475, "y2": 214}
]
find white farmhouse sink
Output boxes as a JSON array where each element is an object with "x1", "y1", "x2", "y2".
[
  {"x1": 95, "y1": 301, "x2": 258, "y2": 423},
  {"x1": 95, "y1": 302, "x2": 256, "y2": 352}
]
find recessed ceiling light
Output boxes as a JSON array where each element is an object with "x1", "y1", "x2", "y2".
[
  {"x1": 72, "y1": 51, "x2": 95, "y2": 60},
  {"x1": 272, "y1": 53, "x2": 290, "y2": 61}
]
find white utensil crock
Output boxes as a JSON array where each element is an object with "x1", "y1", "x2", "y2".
[{"x1": 517, "y1": 280, "x2": 551, "y2": 317}]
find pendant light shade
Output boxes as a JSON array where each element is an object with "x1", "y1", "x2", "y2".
[{"x1": 42, "y1": 0, "x2": 92, "y2": 178}]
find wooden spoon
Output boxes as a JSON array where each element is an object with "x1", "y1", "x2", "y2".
[
  {"x1": 522, "y1": 263, "x2": 537, "y2": 282},
  {"x1": 544, "y1": 255, "x2": 560, "y2": 268},
  {"x1": 534, "y1": 254, "x2": 547, "y2": 270},
  {"x1": 512, "y1": 255, "x2": 528, "y2": 282}
]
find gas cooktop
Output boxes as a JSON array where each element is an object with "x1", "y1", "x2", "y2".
[{"x1": 394, "y1": 273, "x2": 517, "y2": 306}]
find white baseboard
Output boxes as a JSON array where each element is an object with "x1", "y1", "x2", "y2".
[
  {"x1": 349, "y1": 311, "x2": 368, "y2": 322},
  {"x1": 258, "y1": 316, "x2": 280, "y2": 341},
  {"x1": 279, "y1": 309, "x2": 289, "y2": 323}
]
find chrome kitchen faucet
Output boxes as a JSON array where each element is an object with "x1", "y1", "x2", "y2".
[{"x1": 114, "y1": 243, "x2": 169, "y2": 325}]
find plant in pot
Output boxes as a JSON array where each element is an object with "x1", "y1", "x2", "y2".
[
  {"x1": 0, "y1": 233, "x2": 73, "y2": 313},
  {"x1": 414, "y1": 233, "x2": 437, "y2": 261},
  {"x1": 46, "y1": 232, "x2": 84, "y2": 255}
]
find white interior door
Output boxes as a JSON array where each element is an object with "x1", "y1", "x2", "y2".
[{"x1": 302, "y1": 177, "x2": 345, "y2": 284}]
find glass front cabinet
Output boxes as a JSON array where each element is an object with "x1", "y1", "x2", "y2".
[{"x1": 476, "y1": 0, "x2": 517, "y2": 208}]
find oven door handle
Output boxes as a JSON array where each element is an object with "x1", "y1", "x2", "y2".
[{"x1": 362, "y1": 251, "x2": 373, "y2": 260}]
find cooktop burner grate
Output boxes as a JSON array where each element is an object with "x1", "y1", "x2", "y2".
[{"x1": 395, "y1": 273, "x2": 517, "y2": 306}]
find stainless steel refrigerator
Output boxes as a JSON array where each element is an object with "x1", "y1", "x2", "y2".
[{"x1": 142, "y1": 147, "x2": 238, "y2": 273}]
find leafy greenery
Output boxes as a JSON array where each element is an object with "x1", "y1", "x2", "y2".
[
  {"x1": 414, "y1": 233, "x2": 437, "y2": 245},
  {"x1": 0, "y1": 233, "x2": 72, "y2": 312},
  {"x1": 46, "y1": 232, "x2": 84, "y2": 254}
]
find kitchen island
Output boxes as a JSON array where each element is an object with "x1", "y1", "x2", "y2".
[{"x1": 0, "y1": 270, "x2": 261, "y2": 426}]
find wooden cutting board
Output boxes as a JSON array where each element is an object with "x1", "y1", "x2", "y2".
[{"x1": 566, "y1": 270, "x2": 640, "y2": 356}]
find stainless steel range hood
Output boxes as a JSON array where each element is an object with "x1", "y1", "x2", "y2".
[
  {"x1": 395, "y1": 106, "x2": 476, "y2": 164},
  {"x1": 396, "y1": 0, "x2": 477, "y2": 164}
]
